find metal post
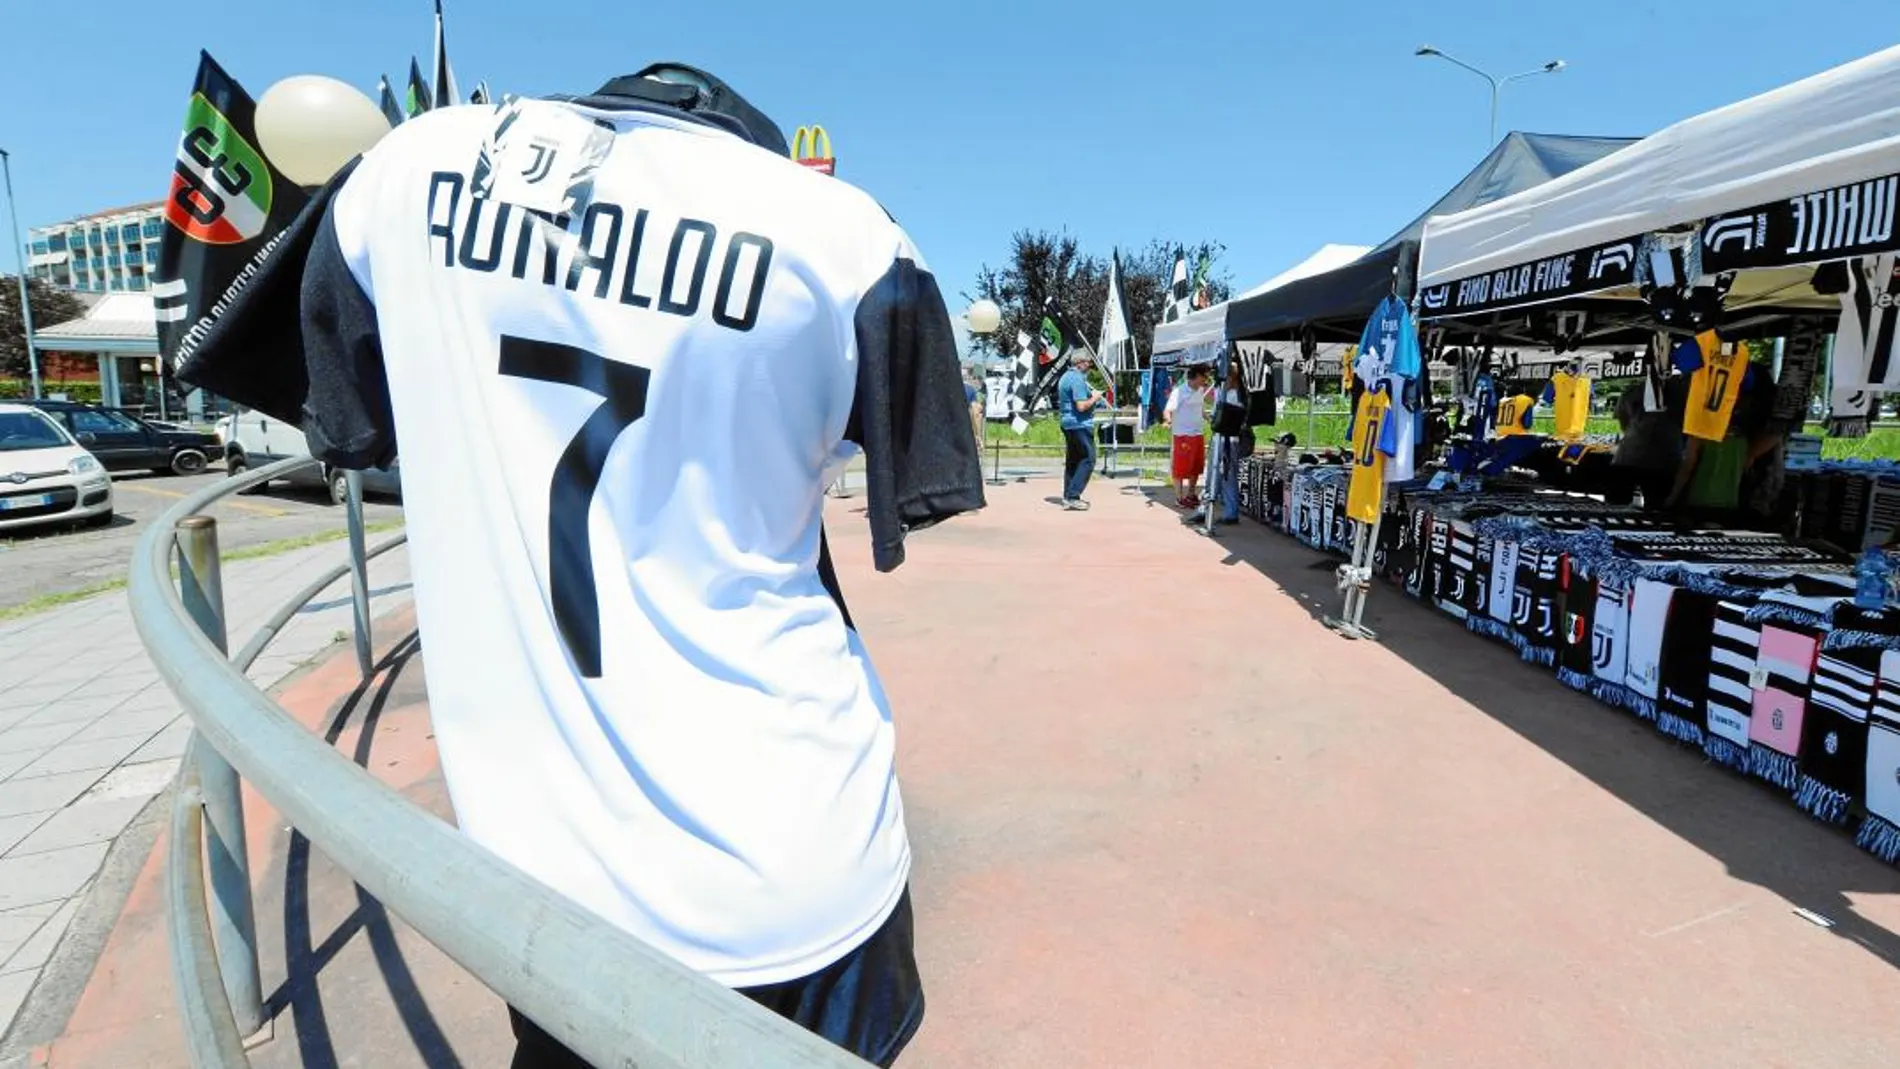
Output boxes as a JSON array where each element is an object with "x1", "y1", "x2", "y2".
[
  {"x1": 1, "y1": 149, "x2": 42, "y2": 400},
  {"x1": 344, "y1": 470, "x2": 374, "y2": 679},
  {"x1": 1487, "y1": 81, "x2": 1500, "y2": 148},
  {"x1": 173, "y1": 516, "x2": 265, "y2": 1038},
  {"x1": 1200, "y1": 433, "x2": 1222, "y2": 536}
]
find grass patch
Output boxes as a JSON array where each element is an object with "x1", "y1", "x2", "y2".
[
  {"x1": 221, "y1": 518, "x2": 405, "y2": 563},
  {"x1": 0, "y1": 580, "x2": 130, "y2": 621},
  {"x1": 1, "y1": 519, "x2": 407, "y2": 622}
]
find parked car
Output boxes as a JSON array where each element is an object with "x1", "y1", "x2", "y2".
[
  {"x1": 0, "y1": 402, "x2": 115, "y2": 531},
  {"x1": 24, "y1": 400, "x2": 220, "y2": 476},
  {"x1": 222, "y1": 408, "x2": 401, "y2": 505}
]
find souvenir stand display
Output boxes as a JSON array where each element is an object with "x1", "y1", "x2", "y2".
[{"x1": 1235, "y1": 44, "x2": 1900, "y2": 867}]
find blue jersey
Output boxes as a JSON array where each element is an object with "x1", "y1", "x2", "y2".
[
  {"x1": 1057, "y1": 368, "x2": 1094, "y2": 430},
  {"x1": 1359, "y1": 296, "x2": 1422, "y2": 383},
  {"x1": 1357, "y1": 296, "x2": 1424, "y2": 482}
]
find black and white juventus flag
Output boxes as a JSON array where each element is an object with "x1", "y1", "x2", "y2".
[
  {"x1": 1236, "y1": 341, "x2": 1272, "y2": 393},
  {"x1": 1161, "y1": 250, "x2": 1191, "y2": 325},
  {"x1": 1006, "y1": 330, "x2": 1038, "y2": 432},
  {"x1": 1821, "y1": 253, "x2": 1900, "y2": 437},
  {"x1": 1772, "y1": 318, "x2": 1829, "y2": 428}
]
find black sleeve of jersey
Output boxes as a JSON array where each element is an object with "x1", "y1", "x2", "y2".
[
  {"x1": 298, "y1": 197, "x2": 396, "y2": 470},
  {"x1": 846, "y1": 257, "x2": 985, "y2": 572},
  {"x1": 168, "y1": 159, "x2": 361, "y2": 426}
]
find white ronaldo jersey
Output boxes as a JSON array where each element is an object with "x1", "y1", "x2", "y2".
[{"x1": 291, "y1": 98, "x2": 983, "y2": 985}]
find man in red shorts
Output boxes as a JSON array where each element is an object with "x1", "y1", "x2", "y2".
[{"x1": 1165, "y1": 364, "x2": 1211, "y2": 507}]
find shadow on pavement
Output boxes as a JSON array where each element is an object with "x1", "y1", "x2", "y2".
[
  {"x1": 265, "y1": 634, "x2": 468, "y2": 1069},
  {"x1": 1160, "y1": 487, "x2": 1900, "y2": 974}
]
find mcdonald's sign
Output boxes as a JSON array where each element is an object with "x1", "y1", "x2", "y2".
[{"x1": 791, "y1": 125, "x2": 835, "y2": 176}]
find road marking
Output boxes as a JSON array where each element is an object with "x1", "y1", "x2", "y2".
[{"x1": 120, "y1": 483, "x2": 289, "y2": 517}]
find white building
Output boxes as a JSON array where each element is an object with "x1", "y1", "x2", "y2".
[
  {"x1": 26, "y1": 201, "x2": 165, "y2": 294},
  {"x1": 28, "y1": 294, "x2": 222, "y2": 421}
]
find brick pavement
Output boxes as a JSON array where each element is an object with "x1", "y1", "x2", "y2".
[
  {"x1": 0, "y1": 538, "x2": 411, "y2": 1044},
  {"x1": 16, "y1": 475, "x2": 1900, "y2": 1067}
]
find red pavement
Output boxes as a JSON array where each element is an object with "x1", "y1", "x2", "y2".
[{"x1": 28, "y1": 475, "x2": 1900, "y2": 1067}]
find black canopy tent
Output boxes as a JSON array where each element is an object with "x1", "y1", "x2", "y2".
[{"x1": 1225, "y1": 133, "x2": 1637, "y2": 342}]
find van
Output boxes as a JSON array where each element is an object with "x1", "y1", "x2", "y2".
[{"x1": 223, "y1": 409, "x2": 402, "y2": 505}]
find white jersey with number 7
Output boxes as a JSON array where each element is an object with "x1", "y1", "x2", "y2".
[{"x1": 295, "y1": 97, "x2": 983, "y2": 987}]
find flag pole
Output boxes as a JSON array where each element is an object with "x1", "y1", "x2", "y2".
[{"x1": 1043, "y1": 298, "x2": 1124, "y2": 480}]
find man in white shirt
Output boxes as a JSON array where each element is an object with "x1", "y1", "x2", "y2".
[
  {"x1": 1164, "y1": 365, "x2": 1210, "y2": 507},
  {"x1": 181, "y1": 63, "x2": 982, "y2": 1068}
]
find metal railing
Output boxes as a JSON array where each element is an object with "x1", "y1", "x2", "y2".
[{"x1": 130, "y1": 457, "x2": 867, "y2": 1069}]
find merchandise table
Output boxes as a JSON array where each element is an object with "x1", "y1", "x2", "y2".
[{"x1": 1237, "y1": 453, "x2": 1900, "y2": 867}]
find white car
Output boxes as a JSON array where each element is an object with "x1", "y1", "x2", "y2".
[
  {"x1": 0, "y1": 402, "x2": 115, "y2": 532},
  {"x1": 223, "y1": 408, "x2": 401, "y2": 505}
]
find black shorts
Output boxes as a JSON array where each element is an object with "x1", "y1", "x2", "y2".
[{"x1": 510, "y1": 889, "x2": 924, "y2": 1068}]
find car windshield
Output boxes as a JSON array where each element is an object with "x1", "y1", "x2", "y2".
[{"x1": 0, "y1": 410, "x2": 73, "y2": 452}]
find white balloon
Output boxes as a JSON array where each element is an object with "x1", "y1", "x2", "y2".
[
  {"x1": 967, "y1": 299, "x2": 1002, "y2": 335},
  {"x1": 255, "y1": 76, "x2": 392, "y2": 187}
]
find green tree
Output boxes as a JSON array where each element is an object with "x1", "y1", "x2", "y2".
[
  {"x1": 0, "y1": 275, "x2": 85, "y2": 388},
  {"x1": 965, "y1": 232, "x2": 1232, "y2": 368}
]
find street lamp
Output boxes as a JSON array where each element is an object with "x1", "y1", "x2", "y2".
[
  {"x1": 965, "y1": 300, "x2": 1010, "y2": 485},
  {"x1": 0, "y1": 148, "x2": 41, "y2": 400},
  {"x1": 1415, "y1": 45, "x2": 1566, "y2": 148}
]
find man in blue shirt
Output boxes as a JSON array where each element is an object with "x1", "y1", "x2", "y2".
[{"x1": 1057, "y1": 352, "x2": 1104, "y2": 509}]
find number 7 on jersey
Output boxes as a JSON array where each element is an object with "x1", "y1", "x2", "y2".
[{"x1": 499, "y1": 335, "x2": 651, "y2": 677}]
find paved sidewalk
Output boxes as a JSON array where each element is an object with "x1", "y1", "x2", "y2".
[
  {"x1": 0, "y1": 536, "x2": 411, "y2": 1044},
  {"x1": 21, "y1": 481, "x2": 1900, "y2": 1067}
]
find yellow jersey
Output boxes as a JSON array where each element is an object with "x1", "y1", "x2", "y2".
[
  {"x1": 1546, "y1": 370, "x2": 1592, "y2": 440},
  {"x1": 1346, "y1": 388, "x2": 1390, "y2": 523},
  {"x1": 1683, "y1": 331, "x2": 1747, "y2": 442},
  {"x1": 1496, "y1": 394, "x2": 1537, "y2": 437}
]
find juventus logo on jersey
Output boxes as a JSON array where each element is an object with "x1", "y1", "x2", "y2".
[
  {"x1": 473, "y1": 98, "x2": 617, "y2": 218},
  {"x1": 519, "y1": 138, "x2": 559, "y2": 184}
]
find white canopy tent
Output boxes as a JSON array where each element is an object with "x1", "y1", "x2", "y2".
[
  {"x1": 1152, "y1": 244, "x2": 1371, "y2": 362},
  {"x1": 1417, "y1": 45, "x2": 1900, "y2": 321}
]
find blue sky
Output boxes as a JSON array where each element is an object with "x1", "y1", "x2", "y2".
[{"x1": 0, "y1": 1, "x2": 1888, "y2": 307}]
